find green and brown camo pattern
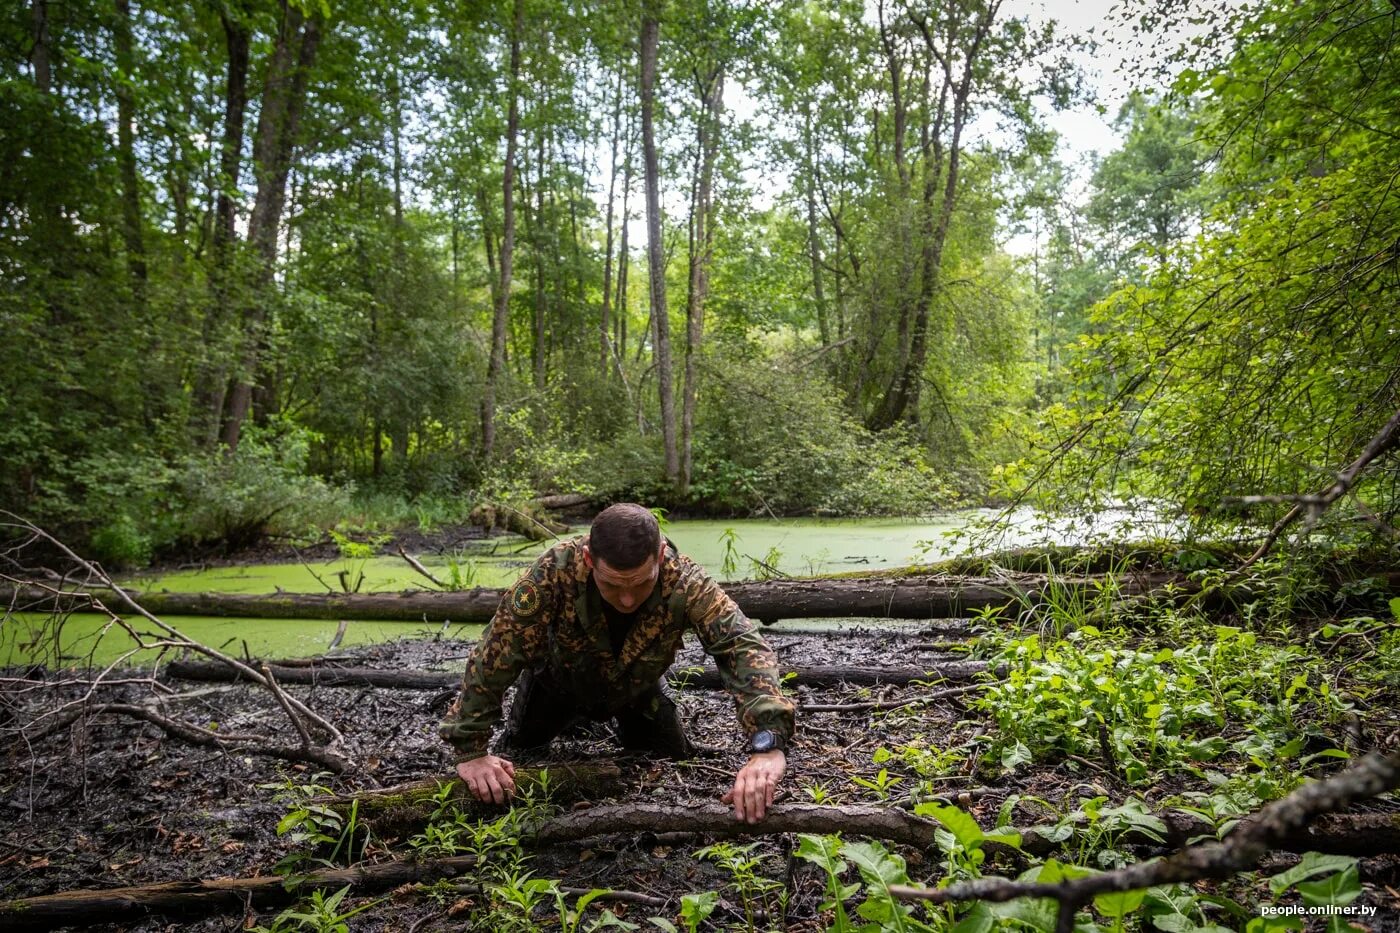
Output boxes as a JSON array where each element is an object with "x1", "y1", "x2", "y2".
[{"x1": 440, "y1": 536, "x2": 796, "y2": 760}]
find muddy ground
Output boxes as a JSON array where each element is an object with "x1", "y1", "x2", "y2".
[{"x1": 3, "y1": 619, "x2": 1400, "y2": 932}]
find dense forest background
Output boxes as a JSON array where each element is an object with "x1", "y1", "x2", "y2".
[{"x1": 2, "y1": 0, "x2": 1396, "y2": 566}]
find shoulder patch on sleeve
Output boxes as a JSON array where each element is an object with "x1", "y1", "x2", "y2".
[{"x1": 510, "y1": 579, "x2": 543, "y2": 618}]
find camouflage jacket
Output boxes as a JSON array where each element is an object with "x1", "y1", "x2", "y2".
[{"x1": 440, "y1": 537, "x2": 796, "y2": 760}]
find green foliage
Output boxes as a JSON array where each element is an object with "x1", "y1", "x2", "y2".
[
  {"x1": 253, "y1": 885, "x2": 383, "y2": 933},
  {"x1": 689, "y1": 354, "x2": 957, "y2": 515},
  {"x1": 262, "y1": 775, "x2": 368, "y2": 878},
  {"x1": 978, "y1": 625, "x2": 1349, "y2": 784},
  {"x1": 648, "y1": 891, "x2": 719, "y2": 933},
  {"x1": 1014, "y1": 0, "x2": 1400, "y2": 544},
  {"x1": 693, "y1": 841, "x2": 785, "y2": 932}
]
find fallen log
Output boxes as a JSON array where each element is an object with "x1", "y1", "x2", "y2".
[
  {"x1": 525, "y1": 801, "x2": 1400, "y2": 861},
  {"x1": 315, "y1": 763, "x2": 624, "y2": 835},
  {"x1": 0, "y1": 854, "x2": 478, "y2": 933},
  {"x1": 4, "y1": 571, "x2": 1184, "y2": 624},
  {"x1": 672, "y1": 660, "x2": 989, "y2": 689},
  {"x1": 163, "y1": 659, "x2": 992, "y2": 691}
]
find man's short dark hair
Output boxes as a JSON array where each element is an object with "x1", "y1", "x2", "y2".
[{"x1": 588, "y1": 503, "x2": 661, "y2": 570}]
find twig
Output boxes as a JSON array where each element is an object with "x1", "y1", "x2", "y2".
[
  {"x1": 0, "y1": 516, "x2": 345, "y2": 749},
  {"x1": 1235, "y1": 403, "x2": 1400, "y2": 571},
  {"x1": 396, "y1": 544, "x2": 447, "y2": 589},
  {"x1": 262, "y1": 663, "x2": 314, "y2": 750},
  {"x1": 289, "y1": 543, "x2": 337, "y2": 594},
  {"x1": 800, "y1": 680, "x2": 997, "y2": 713},
  {"x1": 327, "y1": 619, "x2": 349, "y2": 651}
]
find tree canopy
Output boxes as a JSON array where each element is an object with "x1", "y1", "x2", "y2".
[{"x1": 1, "y1": 0, "x2": 1396, "y2": 562}]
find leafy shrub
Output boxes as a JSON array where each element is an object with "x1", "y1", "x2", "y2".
[
  {"x1": 171, "y1": 424, "x2": 350, "y2": 551},
  {"x1": 89, "y1": 512, "x2": 154, "y2": 568},
  {"x1": 978, "y1": 626, "x2": 1348, "y2": 783},
  {"x1": 687, "y1": 355, "x2": 957, "y2": 516}
]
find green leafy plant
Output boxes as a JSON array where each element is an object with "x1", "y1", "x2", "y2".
[
  {"x1": 978, "y1": 624, "x2": 1348, "y2": 784},
  {"x1": 794, "y1": 834, "x2": 859, "y2": 931},
  {"x1": 263, "y1": 776, "x2": 368, "y2": 879},
  {"x1": 851, "y1": 766, "x2": 904, "y2": 802},
  {"x1": 649, "y1": 891, "x2": 719, "y2": 933},
  {"x1": 694, "y1": 841, "x2": 784, "y2": 932},
  {"x1": 253, "y1": 885, "x2": 382, "y2": 933},
  {"x1": 720, "y1": 527, "x2": 742, "y2": 578}
]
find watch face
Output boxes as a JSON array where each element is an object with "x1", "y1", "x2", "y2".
[{"x1": 752, "y1": 730, "x2": 775, "y2": 752}]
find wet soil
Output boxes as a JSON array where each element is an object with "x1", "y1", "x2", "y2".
[{"x1": 4, "y1": 623, "x2": 1400, "y2": 932}]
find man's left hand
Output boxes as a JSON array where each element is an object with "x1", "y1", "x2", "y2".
[{"x1": 721, "y1": 750, "x2": 786, "y2": 823}]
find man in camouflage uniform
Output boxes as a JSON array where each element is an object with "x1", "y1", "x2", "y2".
[{"x1": 441, "y1": 503, "x2": 795, "y2": 822}]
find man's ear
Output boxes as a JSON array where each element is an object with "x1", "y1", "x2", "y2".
[
  {"x1": 582, "y1": 545, "x2": 593, "y2": 570},
  {"x1": 657, "y1": 538, "x2": 666, "y2": 561}
]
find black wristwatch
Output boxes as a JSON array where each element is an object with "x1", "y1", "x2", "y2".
[{"x1": 748, "y1": 730, "x2": 785, "y2": 754}]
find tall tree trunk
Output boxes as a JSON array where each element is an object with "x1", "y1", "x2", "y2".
[
  {"x1": 600, "y1": 69, "x2": 624, "y2": 381},
  {"x1": 477, "y1": 184, "x2": 499, "y2": 310},
  {"x1": 867, "y1": 0, "x2": 915, "y2": 432},
  {"x1": 874, "y1": 1, "x2": 997, "y2": 429},
  {"x1": 681, "y1": 67, "x2": 723, "y2": 494},
  {"x1": 221, "y1": 1, "x2": 323, "y2": 451},
  {"x1": 616, "y1": 113, "x2": 635, "y2": 363},
  {"x1": 113, "y1": 0, "x2": 146, "y2": 307},
  {"x1": 640, "y1": 5, "x2": 679, "y2": 484},
  {"x1": 192, "y1": 8, "x2": 250, "y2": 446},
  {"x1": 803, "y1": 104, "x2": 828, "y2": 347},
  {"x1": 532, "y1": 131, "x2": 547, "y2": 394},
  {"x1": 30, "y1": 0, "x2": 51, "y2": 93},
  {"x1": 481, "y1": 0, "x2": 522, "y2": 461}
]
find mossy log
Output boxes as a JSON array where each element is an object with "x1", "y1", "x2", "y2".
[
  {"x1": 162, "y1": 659, "x2": 992, "y2": 690},
  {"x1": 5, "y1": 570, "x2": 1183, "y2": 624},
  {"x1": 315, "y1": 762, "x2": 624, "y2": 836},
  {"x1": 468, "y1": 500, "x2": 571, "y2": 542},
  {"x1": 523, "y1": 802, "x2": 1400, "y2": 859},
  {"x1": 0, "y1": 855, "x2": 477, "y2": 933}
]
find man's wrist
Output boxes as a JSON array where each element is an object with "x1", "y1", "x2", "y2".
[{"x1": 746, "y1": 729, "x2": 786, "y2": 753}]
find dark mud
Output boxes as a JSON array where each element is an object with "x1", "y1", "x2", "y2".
[{"x1": 3, "y1": 623, "x2": 1399, "y2": 932}]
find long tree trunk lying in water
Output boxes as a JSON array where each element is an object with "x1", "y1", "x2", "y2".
[
  {"x1": 163, "y1": 659, "x2": 992, "y2": 690},
  {"x1": 8, "y1": 571, "x2": 1184, "y2": 623}
]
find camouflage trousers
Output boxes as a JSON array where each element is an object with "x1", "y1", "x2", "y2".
[{"x1": 498, "y1": 667, "x2": 695, "y2": 759}]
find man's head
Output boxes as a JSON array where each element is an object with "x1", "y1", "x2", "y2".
[{"x1": 584, "y1": 503, "x2": 664, "y2": 613}]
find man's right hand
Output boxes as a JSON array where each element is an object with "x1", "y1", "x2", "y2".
[{"x1": 456, "y1": 755, "x2": 516, "y2": 804}]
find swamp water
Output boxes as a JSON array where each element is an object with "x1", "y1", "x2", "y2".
[{"x1": 3, "y1": 510, "x2": 1141, "y2": 666}]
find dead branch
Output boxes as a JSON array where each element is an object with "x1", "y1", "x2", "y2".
[
  {"x1": 262, "y1": 662, "x2": 314, "y2": 750},
  {"x1": 314, "y1": 762, "x2": 625, "y2": 834},
  {"x1": 396, "y1": 544, "x2": 446, "y2": 589},
  {"x1": 529, "y1": 801, "x2": 943, "y2": 849},
  {"x1": 1236, "y1": 403, "x2": 1400, "y2": 571},
  {"x1": 0, "y1": 517, "x2": 348, "y2": 770},
  {"x1": 0, "y1": 855, "x2": 478, "y2": 932},
  {"x1": 889, "y1": 747, "x2": 1400, "y2": 933},
  {"x1": 799, "y1": 680, "x2": 996, "y2": 713},
  {"x1": 83, "y1": 703, "x2": 352, "y2": 772},
  {"x1": 1, "y1": 570, "x2": 1192, "y2": 624}
]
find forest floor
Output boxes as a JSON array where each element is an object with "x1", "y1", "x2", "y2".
[{"x1": 3, "y1": 609, "x2": 1400, "y2": 932}]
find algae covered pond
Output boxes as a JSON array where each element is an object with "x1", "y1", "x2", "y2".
[
  {"x1": 3, "y1": 510, "x2": 1115, "y2": 667},
  {"x1": 123, "y1": 514, "x2": 1004, "y2": 595}
]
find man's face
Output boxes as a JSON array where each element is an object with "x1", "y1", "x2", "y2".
[{"x1": 585, "y1": 542, "x2": 663, "y2": 613}]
